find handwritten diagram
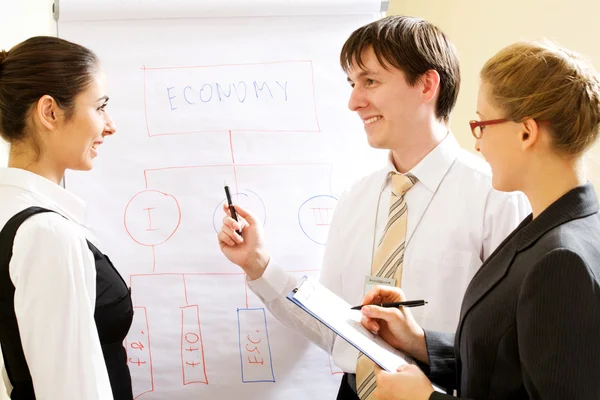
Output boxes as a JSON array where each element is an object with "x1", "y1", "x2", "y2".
[{"x1": 122, "y1": 61, "x2": 341, "y2": 398}]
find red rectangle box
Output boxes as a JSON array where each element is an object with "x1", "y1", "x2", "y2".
[
  {"x1": 127, "y1": 306, "x2": 154, "y2": 398},
  {"x1": 142, "y1": 61, "x2": 321, "y2": 136},
  {"x1": 180, "y1": 305, "x2": 209, "y2": 385}
]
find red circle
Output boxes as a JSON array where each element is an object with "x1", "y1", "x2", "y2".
[{"x1": 124, "y1": 190, "x2": 181, "y2": 246}]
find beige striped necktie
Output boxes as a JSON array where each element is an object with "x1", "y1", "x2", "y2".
[{"x1": 355, "y1": 173, "x2": 416, "y2": 400}]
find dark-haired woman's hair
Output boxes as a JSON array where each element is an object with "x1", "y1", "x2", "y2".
[{"x1": 0, "y1": 36, "x2": 99, "y2": 144}]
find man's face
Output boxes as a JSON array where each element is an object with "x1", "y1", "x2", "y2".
[{"x1": 346, "y1": 47, "x2": 424, "y2": 150}]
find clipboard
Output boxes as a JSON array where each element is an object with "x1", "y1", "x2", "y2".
[{"x1": 287, "y1": 275, "x2": 415, "y2": 372}]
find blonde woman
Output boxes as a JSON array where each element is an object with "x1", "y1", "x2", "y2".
[{"x1": 358, "y1": 40, "x2": 600, "y2": 400}]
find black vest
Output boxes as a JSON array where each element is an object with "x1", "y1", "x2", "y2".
[{"x1": 0, "y1": 207, "x2": 134, "y2": 399}]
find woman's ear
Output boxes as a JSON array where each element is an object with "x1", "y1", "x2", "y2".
[
  {"x1": 35, "y1": 95, "x2": 61, "y2": 131},
  {"x1": 521, "y1": 118, "x2": 539, "y2": 150}
]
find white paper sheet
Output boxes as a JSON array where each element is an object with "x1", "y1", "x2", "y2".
[
  {"x1": 59, "y1": 1, "x2": 385, "y2": 398},
  {"x1": 290, "y1": 276, "x2": 415, "y2": 372}
]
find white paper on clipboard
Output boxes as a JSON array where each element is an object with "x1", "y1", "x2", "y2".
[
  {"x1": 287, "y1": 276, "x2": 445, "y2": 394},
  {"x1": 287, "y1": 276, "x2": 414, "y2": 371}
]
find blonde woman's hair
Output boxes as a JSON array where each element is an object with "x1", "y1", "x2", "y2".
[{"x1": 481, "y1": 40, "x2": 600, "y2": 156}]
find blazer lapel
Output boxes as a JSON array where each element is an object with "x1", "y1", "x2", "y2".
[{"x1": 457, "y1": 239, "x2": 518, "y2": 335}]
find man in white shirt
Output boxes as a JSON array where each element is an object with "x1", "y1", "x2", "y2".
[{"x1": 217, "y1": 16, "x2": 530, "y2": 399}]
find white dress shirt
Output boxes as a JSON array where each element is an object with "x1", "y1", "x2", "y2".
[
  {"x1": 0, "y1": 168, "x2": 114, "y2": 400},
  {"x1": 248, "y1": 134, "x2": 531, "y2": 373}
]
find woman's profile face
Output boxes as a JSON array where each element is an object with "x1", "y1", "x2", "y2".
[
  {"x1": 475, "y1": 82, "x2": 526, "y2": 193},
  {"x1": 48, "y1": 70, "x2": 117, "y2": 172}
]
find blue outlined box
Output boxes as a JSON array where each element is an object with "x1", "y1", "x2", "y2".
[{"x1": 237, "y1": 308, "x2": 275, "y2": 383}]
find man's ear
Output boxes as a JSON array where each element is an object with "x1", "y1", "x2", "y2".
[
  {"x1": 420, "y1": 69, "x2": 441, "y2": 104},
  {"x1": 35, "y1": 95, "x2": 62, "y2": 131},
  {"x1": 521, "y1": 118, "x2": 539, "y2": 151}
]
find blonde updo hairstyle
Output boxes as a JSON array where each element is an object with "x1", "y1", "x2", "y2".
[{"x1": 480, "y1": 40, "x2": 600, "y2": 157}]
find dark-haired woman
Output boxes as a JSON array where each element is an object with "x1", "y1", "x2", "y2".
[{"x1": 0, "y1": 37, "x2": 132, "y2": 399}]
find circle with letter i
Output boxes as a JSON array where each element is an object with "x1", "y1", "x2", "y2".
[
  {"x1": 298, "y1": 195, "x2": 338, "y2": 245},
  {"x1": 124, "y1": 190, "x2": 182, "y2": 246}
]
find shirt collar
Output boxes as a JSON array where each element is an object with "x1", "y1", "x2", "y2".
[
  {"x1": 384, "y1": 133, "x2": 460, "y2": 193},
  {"x1": 0, "y1": 167, "x2": 87, "y2": 225}
]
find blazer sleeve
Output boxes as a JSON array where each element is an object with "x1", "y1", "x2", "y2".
[
  {"x1": 423, "y1": 330, "x2": 457, "y2": 391},
  {"x1": 516, "y1": 248, "x2": 600, "y2": 399}
]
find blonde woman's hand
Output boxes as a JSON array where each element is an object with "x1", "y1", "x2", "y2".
[
  {"x1": 359, "y1": 285, "x2": 428, "y2": 363},
  {"x1": 373, "y1": 364, "x2": 435, "y2": 400}
]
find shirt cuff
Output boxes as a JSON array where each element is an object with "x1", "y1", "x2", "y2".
[{"x1": 246, "y1": 259, "x2": 291, "y2": 302}]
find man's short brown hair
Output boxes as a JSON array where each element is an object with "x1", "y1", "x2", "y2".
[{"x1": 340, "y1": 16, "x2": 460, "y2": 124}]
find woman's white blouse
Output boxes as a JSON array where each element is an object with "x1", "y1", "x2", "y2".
[{"x1": 0, "y1": 168, "x2": 114, "y2": 400}]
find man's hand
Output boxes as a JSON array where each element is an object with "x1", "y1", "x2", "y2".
[{"x1": 217, "y1": 203, "x2": 270, "y2": 280}]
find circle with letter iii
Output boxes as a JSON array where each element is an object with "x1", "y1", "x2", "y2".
[{"x1": 298, "y1": 195, "x2": 338, "y2": 245}]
